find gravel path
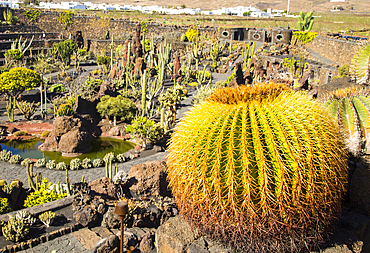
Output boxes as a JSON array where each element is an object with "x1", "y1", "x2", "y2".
[{"x1": 0, "y1": 151, "x2": 168, "y2": 185}]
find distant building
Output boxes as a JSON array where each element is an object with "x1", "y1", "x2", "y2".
[{"x1": 0, "y1": 0, "x2": 19, "y2": 8}]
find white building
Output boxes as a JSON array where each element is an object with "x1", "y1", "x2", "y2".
[
  {"x1": 39, "y1": 1, "x2": 87, "y2": 9},
  {"x1": 0, "y1": 0, "x2": 19, "y2": 8}
]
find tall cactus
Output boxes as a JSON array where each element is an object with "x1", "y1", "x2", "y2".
[
  {"x1": 323, "y1": 87, "x2": 370, "y2": 156},
  {"x1": 349, "y1": 43, "x2": 370, "y2": 85},
  {"x1": 167, "y1": 82, "x2": 348, "y2": 252},
  {"x1": 242, "y1": 41, "x2": 255, "y2": 71},
  {"x1": 297, "y1": 11, "x2": 314, "y2": 32},
  {"x1": 209, "y1": 40, "x2": 225, "y2": 68}
]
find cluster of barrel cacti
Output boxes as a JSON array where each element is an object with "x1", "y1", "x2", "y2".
[
  {"x1": 323, "y1": 87, "x2": 370, "y2": 156},
  {"x1": 349, "y1": 43, "x2": 370, "y2": 85},
  {"x1": 167, "y1": 82, "x2": 348, "y2": 252}
]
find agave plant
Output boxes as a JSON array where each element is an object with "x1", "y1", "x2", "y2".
[
  {"x1": 349, "y1": 43, "x2": 370, "y2": 84},
  {"x1": 167, "y1": 83, "x2": 348, "y2": 252},
  {"x1": 323, "y1": 87, "x2": 370, "y2": 156}
]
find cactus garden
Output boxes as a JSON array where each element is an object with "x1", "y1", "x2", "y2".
[{"x1": 0, "y1": 6, "x2": 369, "y2": 253}]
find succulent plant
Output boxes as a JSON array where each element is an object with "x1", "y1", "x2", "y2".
[
  {"x1": 56, "y1": 162, "x2": 67, "y2": 171},
  {"x1": 0, "y1": 150, "x2": 12, "y2": 162},
  {"x1": 39, "y1": 211, "x2": 56, "y2": 227},
  {"x1": 81, "y1": 158, "x2": 92, "y2": 169},
  {"x1": 323, "y1": 87, "x2": 370, "y2": 156},
  {"x1": 9, "y1": 154, "x2": 23, "y2": 164},
  {"x1": 2, "y1": 184, "x2": 13, "y2": 195},
  {"x1": 93, "y1": 158, "x2": 104, "y2": 168},
  {"x1": 2, "y1": 215, "x2": 29, "y2": 242},
  {"x1": 20, "y1": 158, "x2": 32, "y2": 167},
  {"x1": 167, "y1": 83, "x2": 348, "y2": 252},
  {"x1": 15, "y1": 211, "x2": 36, "y2": 226},
  {"x1": 35, "y1": 158, "x2": 46, "y2": 168},
  {"x1": 0, "y1": 197, "x2": 12, "y2": 214},
  {"x1": 116, "y1": 154, "x2": 126, "y2": 163},
  {"x1": 46, "y1": 160, "x2": 56, "y2": 169},
  {"x1": 349, "y1": 43, "x2": 370, "y2": 85},
  {"x1": 70, "y1": 158, "x2": 82, "y2": 170}
]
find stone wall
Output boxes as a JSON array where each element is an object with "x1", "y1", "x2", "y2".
[
  {"x1": 306, "y1": 36, "x2": 363, "y2": 66},
  {"x1": 12, "y1": 10, "x2": 215, "y2": 55}
]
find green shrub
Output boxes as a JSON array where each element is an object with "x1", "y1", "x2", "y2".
[
  {"x1": 126, "y1": 116, "x2": 164, "y2": 145},
  {"x1": 35, "y1": 158, "x2": 46, "y2": 168},
  {"x1": 53, "y1": 39, "x2": 77, "y2": 65},
  {"x1": 48, "y1": 83, "x2": 66, "y2": 93},
  {"x1": 93, "y1": 159, "x2": 104, "y2": 168},
  {"x1": 5, "y1": 49, "x2": 24, "y2": 61},
  {"x1": 57, "y1": 10, "x2": 73, "y2": 30},
  {"x1": 338, "y1": 64, "x2": 349, "y2": 77},
  {"x1": 14, "y1": 130, "x2": 28, "y2": 137},
  {"x1": 81, "y1": 158, "x2": 92, "y2": 169},
  {"x1": 56, "y1": 103, "x2": 73, "y2": 117},
  {"x1": 96, "y1": 55, "x2": 111, "y2": 68},
  {"x1": 24, "y1": 9, "x2": 41, "y2": 23},
  {"x1": 167, "y1": 83, "x2": 348, "y2": 252},
  {"x1": 69, "y1": 158, "x2": 81, "y2": 170},
  {"x1": 0, "y1": 67, "x2": 42, "y2": 122},
  {"x1": 9, "y1": 154, "x2": 22, "y2": 164},
  {"x1": 81, "y1": 79, "x2": 103, "y2": 98},
  {"x1": 0, "y1": 197, "x2": 12, "y2": 214},
  {"x1": 41, "y1": 131, "x2": 50, "y2": 137},
  {"x1": 97, "y1": 95, "x2": 137, "y2": 125},
  {"x1": 24, "y1": 179, "x2": 67, "y2": 208}
]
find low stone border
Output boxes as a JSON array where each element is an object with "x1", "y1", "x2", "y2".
[
  {"x1": 0, "y1": 195, "x2": 80, "y2": 253},
  {"x1": 0, "y1": 222, "x2": 82, "y2": 253},
  {"x1": 0, "y1": 195, "x2": 75, "y2": 222}
]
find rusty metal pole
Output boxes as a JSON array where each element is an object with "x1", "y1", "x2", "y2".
[{"x1": 115, "y1": 201, "x2": 128, "y2": 253}]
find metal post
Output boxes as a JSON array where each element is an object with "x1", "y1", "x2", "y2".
[{"x1": 115, "y1": 201, "x2": 128, "y2": 253}]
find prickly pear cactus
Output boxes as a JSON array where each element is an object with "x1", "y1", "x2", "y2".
[
  {"x1": 349, "y1": 43, "x2": 370, "y2": 85},
  {"x1": 167, "y1": 83, "x2": 348, "y2": 252},
  {"x1": 323, "y1": 87, "x2": 370, "y2": 156}
]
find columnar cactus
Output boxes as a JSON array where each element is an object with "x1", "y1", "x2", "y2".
[
  {"x1": 349, "y1": 43, "x2": 370, "y2": 84},
  {"x1": 323, "y1": 87, "x2": 370, "y2": 156},
  {"x1": 167, "y1": 83, "x2": 348, "y2": 252}
]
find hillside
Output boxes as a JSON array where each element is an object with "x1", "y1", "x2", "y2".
[{"x1": 87, "y1": 0, "x2": 370, "y2": 12}]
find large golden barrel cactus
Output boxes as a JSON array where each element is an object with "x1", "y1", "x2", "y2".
[{"x1": 167, "y1": 83, "x2": 348, "y2": 252}]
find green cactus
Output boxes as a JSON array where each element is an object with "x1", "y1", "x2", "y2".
[
  {"x1": 209, "y1": 40, "x2": 225, "y2": 68},
  {"x1": 323, "y1": 87, "x2": 370, "y2": 156},
  {"x1": 297, "y1": 11, "x2": 315, "y2": 32},
  {"x1": 26, "y1": 163, "x2": 41, "y2": 191},
  {"x1": 141, "y1": 70, "x2": 147, "y2": 116},
  {"x1": 349, "y1": 43, "x2": 370, "y2": 85},
  {"x1": 242, "y1": 41, "x2": 255, "y2": 71},
  {"x1": 70, "y1": 158, "x2": 82, "y2": 171},
  {"x1": 167, "y1": 82, "x2": 348, "y2": 252}
]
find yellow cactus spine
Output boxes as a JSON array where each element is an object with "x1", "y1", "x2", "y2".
[{"x1": 167, "y1": 83, "x2": 348, "y2": 252}]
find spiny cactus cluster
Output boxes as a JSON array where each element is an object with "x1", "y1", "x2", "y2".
[
  {"x1": 167, "y1": 83, "x2": 348, "y2": 252},
  {"x1": 323, "y1": 87, "x2": 370, "y2": 156},
  {"x1": 349, "y1": 43, "x2": 370, "y2": 85}
]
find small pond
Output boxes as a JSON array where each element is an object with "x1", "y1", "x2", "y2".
[{"x1": 0, "y1": 137, "x2": 135, "y2": 164}]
